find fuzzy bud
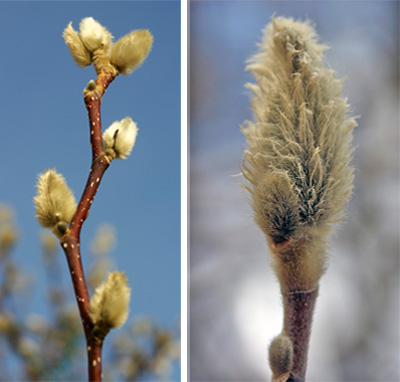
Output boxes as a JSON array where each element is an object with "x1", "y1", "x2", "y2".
[
  {"x1": 63, "y1": 22, "x2": 92, "y2": 67},
  {"x1": 269, "y1": 333, "x2": 293, "y2": 382},
  {"x1": 110, "y1": 29, "x2": 153, "y2": 75},
  {"x1": 33, "y1": 169, "x2": 77, "y2": 239},
  {"x1": 79, "y1": 17, "x2": 113, "y2": 53},
  {"x1": 103, "y1": 117, "x2": 138, "y2": 160},
  {"x1": 242, "y1": 16, "x2": 356, "y2": 290},
  {"x1": 89, "y1": 271, "x2": 131, "y2": 340}
]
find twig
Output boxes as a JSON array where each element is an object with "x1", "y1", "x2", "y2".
[
  {"x1": 282, "y1": 289, "x2": 318, "y2": 380},
  {"x1": 60, "y1": 65, "x2": 117, "y2": 381},
  {"x1": 34, "y1": 18, "x2": 153, "y2": 381}
]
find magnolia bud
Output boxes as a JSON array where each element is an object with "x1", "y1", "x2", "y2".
[
  {"x1": 110, "y1": 29, "x2": 153, "y2": 75},
  {"x1": 89, "y1": 271, "x2": 131, "y2": 340},
  {"x1": 103, "y1": 117, "x2": 138, "y2": 160},
  {"x1": 269, "y1": 333, "x2": 293, "y2": 381},
  {"x1": 79, "y1": 17, "x2": 113, "y2": 53},
  {"x1": 63, "y1": 22, "x2": 92, "y2": 67},
  {"x1": 33, "y1": 169, "x2": 77, "y2": 238},
  {"x1": 242, "y1": 16, "x2": 356, "y2": 290}
]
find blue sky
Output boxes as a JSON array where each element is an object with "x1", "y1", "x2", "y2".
[{"x1": 0, "y1": 0, "x2": 180, "y2": 379}]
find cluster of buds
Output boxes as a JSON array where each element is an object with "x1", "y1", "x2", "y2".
[{"x1": 63, "y1": 17, "x2": 153, "y2": 75}]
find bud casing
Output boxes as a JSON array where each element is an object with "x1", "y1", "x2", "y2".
[
  {"x1": 242, "y1": 16, "x2": 356, "y2": 290},
  {"x1": 63, "y1": 22, "x2": 92, "y2": 67},
  {"x1": 89, "y1": 271, "x2": 131, "y2": 340},
  {"x1": 79, "y1": 17, "x2": 113, "y2": 53},
  {"x1": 33, "y1": 169, "x2": 77, "y2": 238},
  {"x1": 103, "y1": 117, "x2": 138, "y2": 160},
  {"x1": 110, "y1": 29, "x2": 153, "y2": 75}
]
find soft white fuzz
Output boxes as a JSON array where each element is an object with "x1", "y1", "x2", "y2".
[
  {"x1": 63, "y1": 22, "x2": 92, "y2": 67},
  {"x1": 242, "y1": 16, "x2": 356, "y2": 290},
  {"x1": 103, "y1": 117, "x2": 138, "y2": 160},
  {"x1": 110, "y1": 30, "x2": 153, "y2": 75},
  {"x1": 89, "y1": 271, "x2": 131, "y2": 339},
  {"x1": 34, "y1": 169, "x2": 77, "y2": 238},
  {"x1": 63, "y1": 17, "x2": 153, "y2": 76},
  {"x1": 78, "y1": 17, "x2": 113, "y2": 53}
]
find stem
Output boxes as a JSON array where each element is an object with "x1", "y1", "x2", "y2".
[
  {"x1": 60, "y1": 63, "x2": 118, "y2": 382},
  {"x1": 69, "y1": 155, "x2": 110, "y2": 239},
  {"x1": 282, "y1": 288, "x2": 318, "y2": 381},
  {"x1": 88, "y1": 338, "x2": 103, "y2": 382},
  {"x1": 61, "y1": 235, "x2": 91, "y2": 339}
]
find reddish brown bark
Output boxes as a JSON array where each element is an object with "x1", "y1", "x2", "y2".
[
  {"x1": 88, "y1": 338, "x2": 103, "y2": 382},
  {"x1": 282, "y1": 288, "x2": 318, "y2": 381},
  {"x1": 60, "y1": 63, "x2": 117, "y2": 382}
]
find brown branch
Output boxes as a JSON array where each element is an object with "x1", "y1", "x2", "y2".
[
  {"x1": 282, "y1": 288, "x2": 318, "y2": 381},
  {"x1": 61, "y1": 235, "x2": 91, "y2": 339},
  {"x1": 88, "y1": 338, "x2": 103, "y2": 382},
  {"x1": 60, "y1": 63, "x2": 118, "y2": 382}
]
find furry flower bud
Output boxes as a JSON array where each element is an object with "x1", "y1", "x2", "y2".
[
  {"x1": 103, "y1": 117, "x2": 138, "y2": 160},
  {"x1": 269, "y1": 333, "x2": 293, "y2": 381},
  {"x1": 33, "y1": 169, "x2": 77, "y2": 238},
  {"x1": 89, "y1": 271, "x2": 131, "y2": 340},
  {"x1": 79, "y1": 17, "x2": 113, "y2": 53},
  {"x1": 63, "y1": 22, "x2": 92, "y2": 67},
  {"x1": 242, "y1": 16, "x2": 356, "y2": 290},
  {"x1": 110, "y1": 30, "x2": 153, "y2": 75}
]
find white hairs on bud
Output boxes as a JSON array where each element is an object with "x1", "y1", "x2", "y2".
[
  {"x1": 63, "y1": 22, "x2": 92, "y2": 67},
  {"x1": 33, "y1": 169, "x2": 77, "y2": 238},
  {"x1": 242, "y1": 16, "x2": 356, "y2": 289},
  {"x1": 110, "y1": 29, "x2": 153, "y2": 75},
  {"x1": 103, "y1": 117, "x2": 138, "y2": 160},
  {"x1": 89, "y1": 271, "x2": 131, "y2": 340},
  {"x1": 79, "y1": 17, "x2": 113, "y2": 53}
]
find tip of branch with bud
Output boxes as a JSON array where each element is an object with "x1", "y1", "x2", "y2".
[
  {"x1": 103, "y1": 117, "x2": 138, "y2": 160},
  {"x1": 89, "y1": 271, "x2": 131, "y2": 341},
  {"x1": 63, "y1": 17, "x2": 153, "y2": 76},
  {"x1": 242, "y1": 15, "x2": 356, "y2": 291},
  {"x1": 33, "y1": 169, "x2": 77, "y2": 239}
]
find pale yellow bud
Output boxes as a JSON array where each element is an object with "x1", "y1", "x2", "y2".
[
  {"x1": 79, "y1": 17, "x2": 113, "y2": 53},
  {"x1": 33, "y1": 169, "x2": 77, "y2": 238},
  {"x1": 89, "y1": 271, "x2": 131, "y2": 340},
  {"x1": 103, "y1": 117, "x2": 138, "y2": 160},
  {"x1": 110, "y1": 30, "x2": 153, "y2": 75},
  {"x1": 63, "y1": 22, "x2": 91, "y2": 67},
  {"x1": 242, "y1": 16, "x2": 356, "y2": 290}
]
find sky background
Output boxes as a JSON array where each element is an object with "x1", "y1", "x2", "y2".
[
  {"x1": 190, "y1": 1, "x2": 399, "y2": 381},
  {"x1": 0, "y1": 1, "x2": 180, "y2": 380}
]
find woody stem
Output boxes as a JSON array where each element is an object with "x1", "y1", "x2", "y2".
[
  {"x1": 60, "y1": 64, "x2": 118, "y2": 382},
  {"x1": 282, "y1": 288, "x2": 318, "y2": 381}
]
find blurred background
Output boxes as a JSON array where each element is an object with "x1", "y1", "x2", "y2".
[
  {"x1": 190, "y1": 1, "x2": 399, "y2": 381},
  {"x1": 0, "y1": 1, "x2": 180, "y2": 381}
]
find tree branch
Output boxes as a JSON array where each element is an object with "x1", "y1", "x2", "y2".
[
  {"x1": 60, "y1": 64, "x2": 117, "y2": 382},
  {"x1": 282, "y1": 288, "x2": 318, "y2": 380}
]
